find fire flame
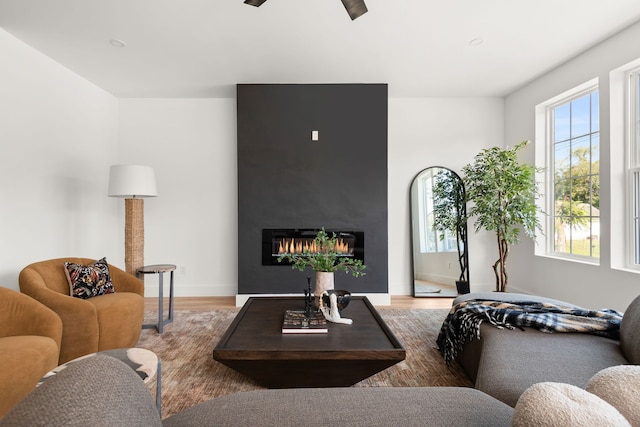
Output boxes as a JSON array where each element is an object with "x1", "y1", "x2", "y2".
[{"x1": 277, "y1": 238, "x2": 353, "y2": 255}]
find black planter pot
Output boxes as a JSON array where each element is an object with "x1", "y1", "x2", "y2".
[{"x1": 455, "y1": 280, "x2": 470, "y2": 294}]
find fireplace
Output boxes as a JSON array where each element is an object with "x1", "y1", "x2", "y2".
[
  {"x1": 262, "y1": 229, "x2": 364, "y2": 266},
  {"x1": 237, "y1": 84, "x2": 388, "y2": 296}
]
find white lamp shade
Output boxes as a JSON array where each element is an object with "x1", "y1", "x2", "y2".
[{"x1": 108, "y1": 165, "x2": 158, "y2": 198}]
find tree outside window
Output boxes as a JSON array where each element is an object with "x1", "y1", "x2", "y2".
[
  {"x1": 416, "y1": 170, "x2": 457, "y2": 254},
  {"x1": 551, "y1": 90, "x2": 600, "y2": 258}
]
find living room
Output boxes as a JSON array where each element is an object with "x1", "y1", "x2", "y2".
[
  {"x1": 1, "y1": 3, "x2": 640, "y2": 310},
  {"x1": 2, "y1": 2, "x2": 640, "y2": 425}
]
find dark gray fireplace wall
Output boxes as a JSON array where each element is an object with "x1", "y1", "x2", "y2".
[{"x1": 237, "y1": 84, "x2": 388, "y2": 294}]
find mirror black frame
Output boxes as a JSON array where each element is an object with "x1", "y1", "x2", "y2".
[{"x1": 409, "y1": 166, "x2": 469, "y2": 297}]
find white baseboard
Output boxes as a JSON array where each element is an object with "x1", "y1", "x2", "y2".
[
  {"x1": 468, "y1": 282, "x2": 498, "y2": 293},
  {"x1": 235, "y1": 293, "x2": 391, "y2": 307},
  {"x1": 143, "y1": 282, "x2": 392, "y2": 307},
  {"x1": 143, "y1": 283, "x2": 236, "y2": 298}
]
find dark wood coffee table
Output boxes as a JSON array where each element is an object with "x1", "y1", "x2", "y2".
[{"x1": 213, "y1": 296, "x2": 405, "y2": 388}]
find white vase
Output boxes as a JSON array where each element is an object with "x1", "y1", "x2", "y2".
[{"x1": 314, "y1": 271, "x2": 334, "y2": 307}]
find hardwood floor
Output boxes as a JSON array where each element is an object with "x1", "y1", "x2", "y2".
[
  {"x1": 144, "y1": 295, "x2": 455, "y2": 311},
  {"x1": 387, "y1": 295, "x2": 455, "y2": 309}
]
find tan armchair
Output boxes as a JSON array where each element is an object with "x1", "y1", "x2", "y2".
[
  {"x1": 0, "y1": 286, "x2": 62, "y2": 418},
  {"x1": 19, "y1": 258, "x2": 144, "y2": 364}
]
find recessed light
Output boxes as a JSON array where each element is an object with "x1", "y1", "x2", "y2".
[
  {"x1": 109, "y1": 39, "x2": 126, "y2": 48},
  {"x1": 469, "y1": 38, "x2": 484, "y2": 46}
]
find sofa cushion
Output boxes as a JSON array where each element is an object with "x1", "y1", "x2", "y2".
[
  {"x1": 512, "y1": 382, "x2": 630, "y2": 427},
  {"x1": 586, "y1": 365, "x2": 640, "y2": 426},
  {"x1": 620, "y1": 294, "x2": 640, "y2": 364},
  {"x1": 0, "y1": 354, "x2": 161, "y2": 427},
  {"x1": 474, "y1": 325, "x2": 627, "y2": 407},
  {"x1": 452, "y1": 292, "x2": 583, "y2": 379},
  {"x1": 64, "y1": 257, "x2": 115, "y2": 299}
]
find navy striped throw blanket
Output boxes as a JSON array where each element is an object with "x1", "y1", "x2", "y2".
[{"x1": 436, "y1": 299, "x2": 623, "y2": 365}]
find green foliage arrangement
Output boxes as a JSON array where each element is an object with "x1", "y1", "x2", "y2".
[
  {"x1": 277, "y1": 228, "x2": 366, "y2": 277},
  {"x1": 462, "y1": 140, "x2": 542, "y2": 292}
]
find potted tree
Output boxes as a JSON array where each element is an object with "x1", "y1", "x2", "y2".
[
  {"x1": 432, "y1": 169, "x2": 469, "y2": 294},
  {"x1": 462, "y1": 141, "x2": 541, "y2": 292},
  {"x1": 277, "y1": 228, "x2": 366, "y2": 300}
]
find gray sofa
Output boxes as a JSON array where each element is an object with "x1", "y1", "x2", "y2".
[
  {"x1": 452, "y1": 292, "x2": 640, "y2": 407},
  {"x1": 2, "y1": 294, "x2": 637, "y2": 426},
  {"x1": 0, "y1": 354, "x2": 514, "y2": 427}
]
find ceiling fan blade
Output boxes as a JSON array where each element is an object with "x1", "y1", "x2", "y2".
[
  {"x1": 340, "y1": 0, "x2": 368, "y2": 20},
  {"x1": 244, "y1": 0, "x2": 267, "y2": 6}
]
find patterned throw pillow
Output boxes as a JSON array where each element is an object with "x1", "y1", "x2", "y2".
[{"x1": 64, "y1": 257, "x2": 116, "y2": 299}]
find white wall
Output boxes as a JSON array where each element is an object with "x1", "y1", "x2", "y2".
[
  {"x1": 115, "y1": 97, "x2": 504, "y2": 297},
  {"x1": 0, "y1": 26, "x2": 505, "y2": 298},
  {"x1": 505, "y1": 21, "x2": 640, "y2": 311},
  {"x1": 116, "y1": 99, "x2": 237, "y2": 297},
  {"x1": 3, "y1": 17, "x2": 637, "y2": 308},
  {"x1": 388, "y1": 98, "x2": 504, "y2": 296},
  {"x1": 0, "y1": 29, "x2": 119, "y2": 291}
]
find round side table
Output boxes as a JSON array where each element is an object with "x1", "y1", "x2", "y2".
[{"x1": 138, "y1": 264, "x2": 176, "y2": 334}]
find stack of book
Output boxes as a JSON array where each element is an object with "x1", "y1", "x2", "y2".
[{"x1": 282, "y1": 310, "x2": 328, "y2": 334}]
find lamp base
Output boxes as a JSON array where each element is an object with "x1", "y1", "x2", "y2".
[{"x1": 125, "y1": 198, "x2": 144, "y2": 276}]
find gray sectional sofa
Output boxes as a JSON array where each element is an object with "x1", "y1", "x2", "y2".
[
  {"x1": 453, "y1": 292, "x2": 640, "y2": 407},
  {"x1": 1, "y1": 293, "x2": 637, "y2": 426},
  {"x1": 0, "y1": 355, "x2": 515, "y2": 427}
]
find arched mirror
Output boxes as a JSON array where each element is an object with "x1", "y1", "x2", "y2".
[{"x1": 410, "y1": 167, "x2": 469, "y2": 297}]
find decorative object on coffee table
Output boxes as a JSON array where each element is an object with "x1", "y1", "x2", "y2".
[
  {"x1": 282, "y1": 309, "x2": 328, "y2": 334},
  {"x1": 281, "y1": 278, "x2": 330, "y2": 333},
  {"x1": 277, "y1": 228, "x2": 365, "y2": 306},
  {"x1": 322, "y1": 289, "x2": 351, "y2": 311},
  {"x1": 315, "y1": 271, "x2": 335, "y2": 299},
  {"x1": 304, "y1": 276, "x2": 314, "y2": 317},
  {"x1": 320, "y1": 290, "x2": 353, "y2": 324}
]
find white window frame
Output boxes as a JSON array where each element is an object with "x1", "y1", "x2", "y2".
[
  {"x1": 534, "y1": 78, "x2": 600, "y2": 264},
  {"x1": 611, "y1": 58, "x2": 640, "y2": 274},
  {"x1": 630, "y1": 70, "x2": 640, "y2": 266}
]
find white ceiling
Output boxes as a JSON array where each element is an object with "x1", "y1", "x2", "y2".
[{"x1": 2, "y1": 0, "x2": 640, "y2": 98}]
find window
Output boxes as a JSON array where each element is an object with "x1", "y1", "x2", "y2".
[
  {"x1": 535, "y1": 79, "x2": 600, "y2": 262},
  {"x1": 610, "y1": 58, "x2": 640, "y2": 273},
  {"x1": 416, "y1": 169, "x2": 457, "y2": 254}
]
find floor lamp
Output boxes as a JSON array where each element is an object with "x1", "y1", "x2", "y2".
[{"x1": 108, "y1": 165, "x2": 158, "y2": 275}]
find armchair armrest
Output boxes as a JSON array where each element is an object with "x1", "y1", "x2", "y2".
[
  {"x1": 109, "y1": 264, "x2": 144, "y2": 296},
  {"x1": 0, "y1": 287, "x2": 62, "y2": 349},
  {"x1": 19, "y1": 267, "x2": 100, "y2": 363},
  {"x1": 19, "y1": 268, "x2": 97, "y2": 320}
]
